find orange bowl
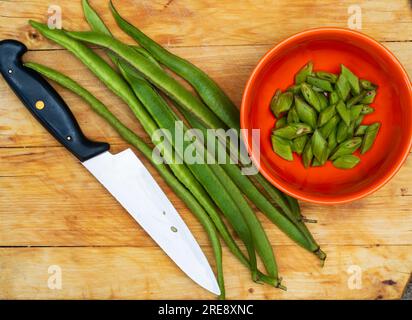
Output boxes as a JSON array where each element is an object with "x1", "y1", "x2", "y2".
[{"x1": 241, "y1": 28, "x2": 412, "y2": 204}]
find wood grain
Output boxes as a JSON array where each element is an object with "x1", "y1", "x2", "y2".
[
  {"x1": 1, "y1": 146, "x2": 411, "y2": 247},
  {"x1": 0, "y1": 245, "x2": 410, "y2": 300},
  {"x1": 0, "y1": 0, "x2": 411, "y2": 300},
  {"x1": 1, "y1": 43, "x2": 411, "y2": 147},
  {"x1": 0, "y1": 0, "x2": 411, "y2": 49}
]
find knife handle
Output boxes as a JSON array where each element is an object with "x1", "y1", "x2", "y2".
[{"x1": 0, "y1": 39, "x2": 109, "y2": 162}]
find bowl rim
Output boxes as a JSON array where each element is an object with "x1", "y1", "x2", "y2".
[{"x1": 240, "y1": 27, "x2": 412, "y2": 205}]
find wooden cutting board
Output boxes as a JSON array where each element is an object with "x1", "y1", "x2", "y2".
[{"x1": 0, "y1": 0, "x2": 411, "y2": 300}]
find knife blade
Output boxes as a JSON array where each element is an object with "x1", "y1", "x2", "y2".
[{"x1": 0, "y1": 39, "x2": 220, "y2": 296}]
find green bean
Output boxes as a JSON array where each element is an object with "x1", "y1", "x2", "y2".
[
  {"x1": 287, "y1": 106, "x2": 300, "y2": 124},
  {"x1": 271, "y1": 91, "x2": 294, "y2": 118},
  {"x1": 354, "y1": 115, "x2": 364, "y2": 129},
  {"x1": 341, "y1": 65, "x2": 360, "y2": 95},
  {"x1": 315, "y1": 71, "x2": 338, "y2": 83},
  {"x1": 336, "y1": 120, "x2": 349, "y2": 143},
  {"x1": 109, "y1": 0, "x2": 240, "y2": 130},
  {"x1": 177, "y1": 104, "x2": 316, "y2": 254},
  {"x1": 328, "y1": 127, "x2": 338, "y2": 150},
  {"x1": 311, "y1": 130, "x2": 328, "y2": 163},
  {"x1": 316, "y1": 91, "x2": 328, "y2": 111},
  {"x1": 361, "y1": 105, "x2": 374, "y2": 115},
  {"x1": 336, "y1": 74, "x2": 351, "y2": 101},
  {"x1": 336, "y1": 100, "x2": 351, "y2": 126},
  {"x1": 253, "y1": 173, "x2": 323, "y2": 259},
  {"x1": 117, "y1": 58, "x2": 286, "y2": 285},
  {"x1": 318, "y1": 104, "x2": 337, "y2": 127},
  {"x1": 355, "y1": 125, "x2": 368, "y2": 136},
  {"x1": 65, "y1": 30, "x2": 227, "y2": 131},
  {"x1": 347, "y1": 92, "x2": 366, "y2": 107},
  {"x1": 287, "y1": 84, "x2": 302, "y2": 94},
  {"x1": 117, "y1": 60, "x2": 261, "y2": 282},
  {"x1": 83, "y1": 2, "x2": 254, "y2": 271},
  {"x1": 25, "y1": 61, "x2": 226, "y2": 299},
  {"x1": 275, "y1": 117, "x2": 287, "y2": 129},
  {"x1": 319, "y1": 115, "x2": 340, "y2": 139},
  {"x1": 329, "y1": 90, "x2": 340, "y2": 105},
  {"x1": 106, "y1": 5, "x2": 322, "y2": 258},
  {"x1": 350, "y1": 104, "x2": 363, "y2": 121},
  {"x1": 295, "y1": 61, "x2": 313, "y2": 84},
  {"x1": 295, "y1": 96, "x2": 318, "y2": 129},
  {"x1": 333, "y1": 155, "x2": 360, "y2": 169},
  {"x1": 109, "y1": 2, "x2": 313, "y2": 245},
  {"x1": 273, "y1": 123, "x2": 312, "y2": 140},
  {"x1": 272, "y1": 135, "x2": 293, "y2": 161},
  {"x1": 301, "y1": 82, "x2": 321, "y2": 112},
  {"x1": 360, "y1": 79, "x2": 377, "y2": 90},
  {"x1": 302, "y1": 141, "x2": 314, "y2": 168},
  {"x1": 361, "y1": 122, "x2": 380, "y2": 154},
  {"x1": 312, "y1": 158, "x2": 322, "y2": 167},
  {"x1": 306, "y1": 76, "x2": 333, "y2": 92},
  {"x1": 361, "y1": 90, "x2": 376, "y2": 104},
  {"x1": 330, "y1": 137, "x2": 362, "y2": 160},
  {"x1": 270, "y1": 89, "x2": 282, "y2": 117},
  {"x1": 111, "y1": 5, "x2": 322, "y2": 259},
  {"x1": 283, "y1": 194, "x2": 316, "y2": 223},
  {"x1": 30, "y1": 20, "x2": 256, "y2": 289},
  {"x1": 293, "y1": 135, "x2": 309, "y2": 155},
  {"x1": 347, "y1": 122, "x2": 355, "y2": 138}
]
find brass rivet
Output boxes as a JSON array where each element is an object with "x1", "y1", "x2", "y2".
[{"x1": 35, "y1": 100, "x2": 45, "y2": 110}]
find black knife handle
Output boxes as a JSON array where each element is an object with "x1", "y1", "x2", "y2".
[{"x1": 0, "y1": 39, "x2": 109, "y2": 162}]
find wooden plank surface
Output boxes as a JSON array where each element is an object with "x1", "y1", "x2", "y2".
[{"x1": 0, "y1": 0, "x2": 411, "y2": 299}]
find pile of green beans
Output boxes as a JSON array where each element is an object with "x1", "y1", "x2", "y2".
[
  {"x1": 271, "y1": 61, "x2": 381, "y2": 169},
  {"x1": 27, "y1": 0, "x2": 327, "y2": 298},
  {"x1": 103, "y1": 0, "x2": 324, "y2": 256}
]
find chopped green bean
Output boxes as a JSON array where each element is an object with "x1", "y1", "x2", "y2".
[
  {"x1": 361, "y1": 90, "x2": 376, "y2": 104},
  {"x1": 271, "y1": 91, "x2": 294, "y2": 118},
  {"x1": 318, "y1": 104, "x2": 337, "y2": 127},
  {"x1": 301, "y1": 82, "x2": 321, "y2": 112},
  {"x1": 333, "y1": 155, "x2": 361, "y2": 169},
  {"x1": 336, "y1": 100, "x2": 351, "y2": 126},
  {"x1": 315, "y1": 71, "x2": 338, "y2": 83},
  {"x1": 307, "y1": 75, "x2": 333, "y2": 92},
  {"x1": 302, "y1": 141, "x2": 314, "y2": 168},
  {"x1": 272, "y1": 135, "x2": 294, "y2": 161},
  {"x1": 295, "y1": 61, "x2": 313, "y2": 84},
  {"x1": 336, "y1": 74, "x2": 351, "y2": 101},
  {"x1": 295, "y1": 96, "x2": 318, "y2": 129},
  {"x1": 355, "y1": 125, "x2": 368, "y2": 136},
  {"x1": 341, "y1": 65, "x2": 360, "y2": 95},
  {"x1": 360, "y1": 122, "x2": 380, "y2": 154},
  {"x1": 330, "y1": 137, "x2": 362, "y2": 160},
  {"x1": 293, "y1": 135, "x2": 309, "y2": 155},
  {"x1": 275, "y1": 117, "x2": 287, "y2": 129},
  {"x1": 273, "y1": 123, "x2": 312, "y2": 140}
]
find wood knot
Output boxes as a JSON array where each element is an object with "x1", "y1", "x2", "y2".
[
  {"x1": 27, "y1": 28, "x2": 42, "y2": 42},
  {"x1": 382, "y1": 279, "x2": 397, "y2": 286},
  {"x1": 400, "y1": 187, "x2": 408, "y2": 196},
  {"x1": 248, "y1": 288, "x2": 254, "y2": 293}
]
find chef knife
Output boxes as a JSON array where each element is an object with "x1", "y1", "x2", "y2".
[{"x1": 0, "y1": 39, "x2": 220, "y2": 296}]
